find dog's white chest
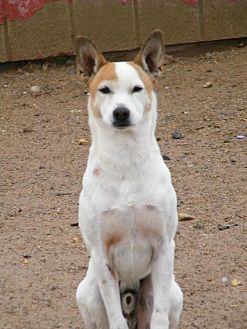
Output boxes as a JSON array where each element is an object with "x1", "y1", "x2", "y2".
[{"x1": 79, "y1": 155, "x2": 178, "y2": 262}]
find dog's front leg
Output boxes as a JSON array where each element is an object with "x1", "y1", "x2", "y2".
[
  {"x1": 150, "y1": 238, "x2": 174, "y2": 329},
  {"x1": 91, "y1": 249, "x2": 129, "y2": 329}
]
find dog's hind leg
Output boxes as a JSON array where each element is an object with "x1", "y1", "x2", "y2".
[
  {"x1": 135, "y1": 276, "x2": 182, "y2": 329},
  {"x1": 76, "y1": 258, "x2": 109, "y2": 329},
  {"x1": 168, "y1": 279, "x2": 183, "y2": 329},
  {"x1": 135, "y1": 275, "x2": 153, "y2": 329}
]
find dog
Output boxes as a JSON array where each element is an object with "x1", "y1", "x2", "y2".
[{"x1": 75, "y1": 30, "x2": 183, "y2": 329}]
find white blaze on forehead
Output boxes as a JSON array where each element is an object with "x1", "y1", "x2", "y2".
[
  {"x1": 115, "y1": 62, "x2": 153, "y2": 97},
  {"x1": 115, "y1": 62, "x2": 142, "y2": 86}
]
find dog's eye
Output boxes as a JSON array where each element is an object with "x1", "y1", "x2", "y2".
[
  {"x1": 99, "y1": 86, "x2": 111, "y2": 94},
  {"x1": 132, "y1": 86, "x2": 143, "y2": 93}
]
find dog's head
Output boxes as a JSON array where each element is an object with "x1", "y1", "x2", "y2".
[{"x1": 76, "y1": 30, "x2": 163, "y2": 130}]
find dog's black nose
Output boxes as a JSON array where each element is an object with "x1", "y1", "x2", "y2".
[{"x1": 113, "y1": 107, "x2": 130, "y2": 123}]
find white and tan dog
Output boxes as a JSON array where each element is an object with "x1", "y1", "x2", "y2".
[{"x1": 76, "y1": 30, "x2": 183, "y2": 329}]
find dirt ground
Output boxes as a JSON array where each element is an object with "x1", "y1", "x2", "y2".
[{"x1": 0, "y1": 44, "x2": 246, "y2": 329}]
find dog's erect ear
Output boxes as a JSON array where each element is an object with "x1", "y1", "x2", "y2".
[
  {"x1": 134, "y1": 30, "x2": 163, "y2": 78},
  {"x1": 76, "y1": 37, "x2": 107, "y2": 80}
]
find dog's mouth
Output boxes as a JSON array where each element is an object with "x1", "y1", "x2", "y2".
[{"x1": 112, "y1": 121, "x2": 132, "y2": 129}]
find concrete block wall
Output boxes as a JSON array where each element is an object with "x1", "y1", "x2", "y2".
[
  {"x1": 137, "y1": 0, "x2": 202, "y2": 44},
  {"x1": 202, "y1": 0, "x2": 247, "y2": 40},
  {"x1": 72, "y1": 1, "x2": 137, "y2": 51},
  {"x1": 0, "y1": 0, "x2": 247, "y2": 63},
  {"x1": 6, "y1": 1, "x2": 73, "y2": 61}
]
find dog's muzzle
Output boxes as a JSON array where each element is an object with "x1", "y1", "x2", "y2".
[{"x1": 112, "y1": 106, "x2": 131, "y2": 128}]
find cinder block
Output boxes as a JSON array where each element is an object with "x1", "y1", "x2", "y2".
[
  {"x1": 138, "y1": 0, "x2": 201, "y2": 45},
  {"x1": 7, "y1": 0, "x2": 73, "y2": 61},
  {"x1": 0, "y1": 24, "x2": 8, "y2": 62},
  {"x1": 73, "y1": 0, "x2": 137, "y2": 52},
  {"x1": 202, "y1": 0, "x2": 247, "y2": 40}
]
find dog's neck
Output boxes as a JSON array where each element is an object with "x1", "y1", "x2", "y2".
[{"x1": 88, "y1": 111, "x2": 160, "y2": 167}]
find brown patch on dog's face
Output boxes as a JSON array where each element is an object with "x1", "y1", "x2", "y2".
[
  {"x1": 128, "y1": 62, "x2": 153, "y2": 112},
  {"x1": 88, "y1": 63, "x2": 117, "y2": 118},
  {"x1": 89, "y1": 101, "x2": 101, "y2": 119}
]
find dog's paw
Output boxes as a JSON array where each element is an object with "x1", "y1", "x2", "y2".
[
  {"x1": 150, "y1": 313, "x2": 169, "y2": 329},
  {"x1": 110, "y1": 317, "x2": 129, "y2": 329}
]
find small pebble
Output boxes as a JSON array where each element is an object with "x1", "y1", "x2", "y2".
[
  {"x1": 178, "y1": 213, "x2": 194, "y2": 221},
  {"x1": 55, "y1": 192, "x2": 72, "y2": 196},
  {"x1": 222, "y1": 276, "x2": 229, "y2": 284},
  {"x1": 172, "y1": 131, "x2": 183, "y2": 140},
  {"x1": 218, "y1": 223, "x2": 230, "y2": 231},
  {"x1": 236, "y1": 134, "x2": 245, "y2": 140},
  {"x1": 70, "y1": 222, "x2": 79, "y2": 227},
  {"x1": 23, "y1": 127, "x2": 33, "y2": 133},
  {"x1": 230, "y1": 304, "x2": 239, "y2": 308},
  {"x1": 78, "y1": 138, "x2": 88, "y2": 145},
  {"x1": 203, "y1": 81, "x2": 213, "y2": 88},
  {"x1": 194, "y1": 222, "x2": 204, "y2": 229},
  {"x1": 50, "y1": 286, "x2": 57, "y2": 291},
  {"x1": 231, "y1": 278, "x2": 241, "y2": 287},
  {"x1": 205, "y1": 52, "x2": 213, "y2": 60},
  {"x1": 30, "y1": 85, "x2": 41, "y2": 94},
  {"x1": 195, "y1": 126, "x2": 204, "y2": 130},
  {"x1": 162, "y1": 154, "x2": 171, "y2": 161}
]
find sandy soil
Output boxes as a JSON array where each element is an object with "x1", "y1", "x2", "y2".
[{"x1": 0, "y1": 44, "x2": 246, "y2": 329}]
